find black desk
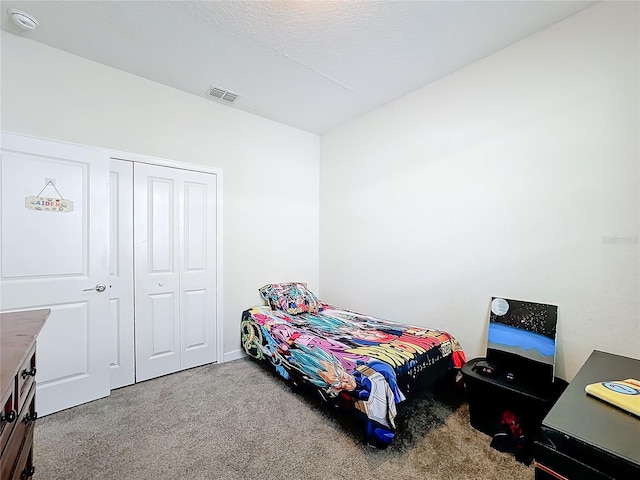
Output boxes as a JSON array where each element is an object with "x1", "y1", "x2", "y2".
[{"x1": 534, "y1": 350, "x2": 640, "y2": 479}]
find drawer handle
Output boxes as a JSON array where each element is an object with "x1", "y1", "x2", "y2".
[
  {"x1": 21, "y1": 367, "x2": 37, "y2": 379},
  {"x1": 23, "y1": 411, "x2": 38, "y2": 425},
  {"x1": 20, "y1": 466, "x2": 35, "y2": 479},
  {"x1": 1, "y1": 410, "x2": 17, "y2": 423}
]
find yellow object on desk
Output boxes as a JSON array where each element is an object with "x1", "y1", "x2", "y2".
[{"x1": 585, "y1": 379, "x2": 640, "y2": 417}]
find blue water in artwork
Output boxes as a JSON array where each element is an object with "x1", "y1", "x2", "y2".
[{"x1": 488, "y1": 323, "x2": 555, "y2": 364}]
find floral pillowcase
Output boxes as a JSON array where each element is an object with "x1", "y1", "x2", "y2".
[{"x1": 258, "y1": 282, "x2": 322, "y2": 315}]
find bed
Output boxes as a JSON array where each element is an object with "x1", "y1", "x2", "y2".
[{"x1": 240, "y1": 283, "x2": 466, "y2": 447}]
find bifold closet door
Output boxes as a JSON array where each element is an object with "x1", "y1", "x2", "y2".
[
  {"x1": 134, "y1": 163, "x2": 217, "y2": 382},
  {"x1": 109, "y1": 159, "x2": 135, "y2": 389},
  {"x1": 178, "y1": 168, "x2": 218, "y2": 371}
]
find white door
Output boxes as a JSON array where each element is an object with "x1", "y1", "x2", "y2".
[
  {"x1": 134, "y1": 162, "x2": 181, "y2": 381},
  {"x1": 179, "y1": 168, "x2": 218, "y2": 370},
  {"x1": 109, "y1": 159, "x2": 135, "y2": 389},
  {"x1": 0, "y1": 132, "x2": 111, "y2": 416},
  {"x1": 134, "y1": 163, "x2": 217, "y2": 382}
]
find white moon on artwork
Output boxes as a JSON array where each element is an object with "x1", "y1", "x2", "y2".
[{"x1": 491, "y1": 298, "x2": 509, "y2": 316}]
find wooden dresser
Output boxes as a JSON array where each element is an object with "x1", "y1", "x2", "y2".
[{"x1": 1, "y1": 309, "x2": 50, "y2": 480}]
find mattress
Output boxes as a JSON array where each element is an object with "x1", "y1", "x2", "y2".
[{"x1": 241, "y1": 304, "x2": 466, "y2": 446}]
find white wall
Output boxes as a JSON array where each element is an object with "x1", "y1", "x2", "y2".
[
  {"x1": 0, "y1": 31, "x2": 320, "y2": 359},
  {"x1": 320, "y1": 1, "x2": 639, "y2": 381}
]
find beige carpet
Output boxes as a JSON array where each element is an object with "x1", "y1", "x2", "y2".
[{"x1": 34, "y1": 358, "x2": 534, "y2": 480}]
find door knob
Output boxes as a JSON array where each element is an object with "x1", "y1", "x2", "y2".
[{"x1": 83, "y1": 283, "x2": 107, "y2": 292}]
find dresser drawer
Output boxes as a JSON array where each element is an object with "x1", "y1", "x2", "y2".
[
  {"x1": 16, "y1": 346, "x2": 36, "y2": 414},
  {"x1": 0, "y1": 384, "x2": 36, "y2": 480},
  {"x1": 10, "y1": 427, "x2": 34, "y2": 480},
  {"x1": 1, "y1": 387, "x2": 18, "y2": 457}
]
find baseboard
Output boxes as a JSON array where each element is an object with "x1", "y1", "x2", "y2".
[{"x1": 223, "y1": 349, "x2": 245, "y2": 363}]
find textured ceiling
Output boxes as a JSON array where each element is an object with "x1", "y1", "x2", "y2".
[{"x1": 1, "y1": 0, "x2": 598, "y2": 134}]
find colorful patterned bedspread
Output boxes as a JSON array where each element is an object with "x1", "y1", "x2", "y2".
[{"x1": 241, "y1": 305, "x2": 466, "y2": 446}]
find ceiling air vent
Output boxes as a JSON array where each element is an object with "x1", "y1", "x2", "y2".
[{"x1": 206, "y1": 85, "x2": 240, "y2": 104}]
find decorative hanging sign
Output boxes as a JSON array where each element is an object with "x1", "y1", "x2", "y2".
[
  {"x1": 25, "y1": 196, "x2": 74, "y2": 212},
  {"x1": 25, "y1": 181, "x2": 74, "y2": 213}
]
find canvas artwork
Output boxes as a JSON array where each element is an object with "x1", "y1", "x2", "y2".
[{"x1": 487, "y1": 297, "x2": 558, "y2": 379}]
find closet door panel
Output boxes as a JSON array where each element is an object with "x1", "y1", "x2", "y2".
[
  {"x1": 180, "y1": 171, "x2": 217, "y2": 369},
  {"x1": 134, "y1": 163, "x2": 180, "y2": 382},
  {"x1": 149, "y1": 179, "x2": 175, "y2": 272},
  {"x1": 184, "y1": 182, "x2": 206, "y2": 270},
  {"x1": 183, "y1": 289, "x2": 207, "y2": 350},
  {"x1": 149, "y1": 292, "x2": 177, "y2": 354},
  {"x1": 109, "y1": 160, "x2": 135, "y2": 389}
]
